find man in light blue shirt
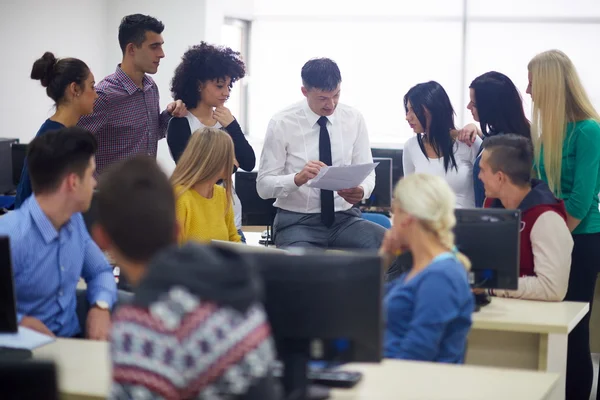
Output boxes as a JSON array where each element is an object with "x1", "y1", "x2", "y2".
[{"x1": 0, "y1": 127, "x2": 117, "y2": 339}]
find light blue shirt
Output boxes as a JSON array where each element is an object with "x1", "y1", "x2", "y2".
[
  {"x1": 384, "y1": 252, "x2": 474, "y2": 363},
  {"x1": 0, "y1": 196, "x2": 117, "y2": 337}
]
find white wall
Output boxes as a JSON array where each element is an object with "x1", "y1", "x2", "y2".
[
  {"x1": 1, "y1": 0, "x2": 240, "y2": 175},
  {"x1": 0, "y1": 0, "x2": 108, "y2": 143}
]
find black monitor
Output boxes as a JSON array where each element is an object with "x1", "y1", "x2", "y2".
[
  {"x1": 235, "y1": 171, "x2": 277, "y2": 226},
  {"x1": 0, "y1": 360, "x2": 58, "y2": 399},
  {"x1": 385, "y1": 208, "x2": 520, "y2": 293},
  {"x1": 454, "y1": 208, "x2": 520, "y2": 291},
  {"x1": 371, "y1": 148, "x2": 403, "y2": 187},
  {"x1": 11, "y1": 143, "x2": 27, "y2": 186},
  {"x1": 0, "y1": 236, "x2": 18, "y2": 333},
  {"x1": 0, "y1": 138, "x2": 19, "y2": 194},
  {"x1": 230, "y1": 248, "x2": 384, "y2": 399},
  {"x1": 365, "y1": 157, "x2": 392, "y2": 208}
]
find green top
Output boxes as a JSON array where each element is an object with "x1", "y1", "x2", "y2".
[{"x1": 538, "y1": 119, "x2": 600, "y2": 235}]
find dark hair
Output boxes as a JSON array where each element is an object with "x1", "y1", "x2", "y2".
[
  {"x1": 30, "y1": 52, "x2": 90, "y2": 105},
  {"x1": 470, "y1": 72, "x2": 531, "y2": 139},
  {"x1": 27, "y1": 127, "x2": 97, "y2": 195},
  {"x1": 301, "y1": 58, "x2": 342, "y2": 91},
  {"x1": 404, "y1": 81, "x2": 457, "y2": 172},
  {"x1": 483, "y1": 134, "x2": 533, "y2": 186},
  {"x1": 171, "y1": 42, "x2": 246, "y2": 108},
  {"x1": 96, "y1": 156, "x2": 176, "y2": 262},
  {"x1": 118, "y1": 14, "x2": 164, "y2": 54}
]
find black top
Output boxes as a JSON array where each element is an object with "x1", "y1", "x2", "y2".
[{"x1": 167, "y1": 117, "x2": 256, "y2": 171}]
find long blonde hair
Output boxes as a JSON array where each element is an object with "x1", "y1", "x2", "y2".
[
  {"x1": 170, "y1": 127, "x2": 235, "y2": 210},
  {"x1": 528, "y1": 49, "x2": 600, "y2": 195},
  {"x1": 393, "y1": 173, "x2": 471, "y2": 270}
]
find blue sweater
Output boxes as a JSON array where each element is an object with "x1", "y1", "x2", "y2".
[
  {"x1": 15, "y1": 119, "x2": 65, "y2": 208},
  {"x1": 384, "y1": 253, "x2": 474, "y2": 363}
]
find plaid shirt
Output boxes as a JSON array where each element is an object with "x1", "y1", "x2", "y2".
[{"x1": 78, "y1": 65, "x2": 171, "y2": 174}]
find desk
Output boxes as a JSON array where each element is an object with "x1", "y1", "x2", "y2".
[
  {"x1": 466, "y1": 298, "x2": 588, "y2": 399},
  {"x1": 34, "y1": 339, "x2": 558, "y2": 400}
]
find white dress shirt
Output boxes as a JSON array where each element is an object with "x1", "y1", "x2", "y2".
[
  {"x1": 402, "y1": 134, "x2": 482, "y2": 208},
  {"x1": 257, "y1": 101, "x2": 375, "y2": 214}
]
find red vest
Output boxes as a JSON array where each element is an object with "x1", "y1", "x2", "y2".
[{"x1": 483, "y1": 197, "x2": 567, "y2": 277}]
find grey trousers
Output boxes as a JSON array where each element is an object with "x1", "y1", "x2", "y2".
[
  {"x1": 273, "y1": 208, "x2": 386, "y2": 249},
  {"x1": 75, "y1": 289, "x2": 133, "y2": 338}
]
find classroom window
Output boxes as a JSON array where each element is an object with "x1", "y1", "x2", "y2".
[{"x1": 221, "y1": 18, "x2": 251, "y2": 134}]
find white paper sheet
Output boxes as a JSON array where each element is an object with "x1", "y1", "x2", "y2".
[
  {"x1": 0, "y1": 326, "x2": 55, "y2": 350},
  {"x1": 306, "y1": 163, "x2": 379, "y2": 191}
]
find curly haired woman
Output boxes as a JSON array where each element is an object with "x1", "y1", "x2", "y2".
[{"x1": 168, "y1": 42, "x2": 255, "y2": 242}]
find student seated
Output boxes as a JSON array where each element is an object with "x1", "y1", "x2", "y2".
[
  {"x1": 479, "y1": 134, "x2": 573, "y2": 301},
  {"x1": 0, "y1": 128, "x2": 117, "y2": 339},
  {"x1": 171, "y1": 127, "x2": 241, "y2": 243},
  {"x1": 380, "y1": 173, "x2": 474, "y2": 363},
  {"x1": 92, "y1": 156, "x2": 279, "y2": 399}
]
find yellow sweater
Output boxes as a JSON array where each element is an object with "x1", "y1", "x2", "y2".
[{"x1": 175, "y1": 185, "x2": 241, "y2": 244}]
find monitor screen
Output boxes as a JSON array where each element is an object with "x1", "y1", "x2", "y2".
[
  {"x1": 11, "y1": 143, "x2": 27, "y2": 186},
  {"x1": 0, "y1": 236, "x2": 18, "y2": 333},
  {"x1": 454, "y1": 208, "x2": 520, "y2": 290},
  {"x1": 371, "y1": 148, "x2": 403, "y2": 187}
]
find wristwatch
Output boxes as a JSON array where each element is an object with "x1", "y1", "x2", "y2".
[{"x1": 94, "y1": 301, "x2": 110, "y2": 311}]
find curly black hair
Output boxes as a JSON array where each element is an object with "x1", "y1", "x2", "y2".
[{"x1": 171, "y1": 42, "x2": 246, "y2": 108}]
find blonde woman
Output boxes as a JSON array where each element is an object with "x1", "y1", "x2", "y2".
[
  {"x1": 171, "y1": 127, "x2": 241, "y2": 244},
  {"x1": 380, "y1": 173, "x2": 474, "y2": 362},
  {"x1": 527, "y1": 49, "x2": 600, "y2": 400}
]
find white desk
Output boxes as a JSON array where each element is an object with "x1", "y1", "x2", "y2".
[
  {"x1": 34, "y1": 339, "x2": 559, "y2": 400},
  {"x1": 467, "y1": 298, "x2": 588, "y2": 399}
]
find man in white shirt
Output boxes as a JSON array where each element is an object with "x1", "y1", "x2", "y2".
[
  {"x1": 257, "y1": 58, "x2": 386, "y2": 249},
  {"x1": 478, "y1": 134, "x2": 573, "y2": 301}
]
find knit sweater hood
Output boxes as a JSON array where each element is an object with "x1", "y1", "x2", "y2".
[{"x1": 131, "y1": 242, "x2": 263, "y2": 312}]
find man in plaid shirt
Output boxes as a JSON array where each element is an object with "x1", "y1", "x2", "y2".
[{"x1": 78, "y1": 14, "x2": 186, "y2": 174}]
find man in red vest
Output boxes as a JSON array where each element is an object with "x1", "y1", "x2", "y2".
[{"x1": 479, "y1": 134, "x2": 573, "y2": 301}]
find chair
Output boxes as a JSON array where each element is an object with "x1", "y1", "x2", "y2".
[
  {"x1": 362, "y1": 212, "x2": 392, "y2": 229},
  {"x1": 235, "y1": 171, "x2": 277, "y2": 244}
]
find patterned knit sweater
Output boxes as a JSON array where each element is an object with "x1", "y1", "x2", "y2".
[{"x1": 109, "y1": 243, "x2": 280, "y2": 400}]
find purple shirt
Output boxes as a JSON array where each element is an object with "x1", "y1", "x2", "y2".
[{"x1": 78, "y1": 65, "x2": 171, "y2": 174}]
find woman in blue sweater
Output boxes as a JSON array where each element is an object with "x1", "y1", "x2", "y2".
[
  {"x1": 381, "y1": 173, "x2": 474, "y2": 363},
  {"x1": 15, "y1": 51, "x2": 97, "y2": 208},
  {"x1": 458, "y1": 72, "x2": 531, "y2": 207}
]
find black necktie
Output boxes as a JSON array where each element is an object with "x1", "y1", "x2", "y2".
[{"x1": 318, "y1": 116, "x2": 335, "y2": 227}]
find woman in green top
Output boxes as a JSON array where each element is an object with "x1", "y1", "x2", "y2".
[{"x1": 527, "y1": 49, "x2": 600, "y2": 400}]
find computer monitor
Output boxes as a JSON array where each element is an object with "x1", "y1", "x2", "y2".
[
  {"x1": 385, "y1": 209, "x2": 521, "y2": 292},
  {"x1": 11, "y1": 143, "x2": 27, "y2": 187},
  {"x1": 0, "y1": 236, "x2": 18, "y2": 333},
  {"x1": 371, "y1": 148, "x2": 403, "y2": 187},
  {"x1": 213, "y1": 246, "x2": 383, "y2": 399},
  {"x1": 235, "y1": 171, "x2": 277, "y2": 226},
  {"x1": 365, "y1": 157, "x2": 392, "y2": 208},
  {"x1": 454, "y1": 208, "x2": 520, "y2": 291},
  {"x1": 0, "y1": 138, "x2": 19, "y2": 194},
  {"x1": 0, "y1": 360, "x2": 58, "y2": 399}
]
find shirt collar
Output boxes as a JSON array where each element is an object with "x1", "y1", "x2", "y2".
[
  {"x1": 26, "y1": 196, "x2": 74, "y2": 244},
  {"x1": 115, "y1": 64, "x2": 154, "y2": 95},
  {"x1": 302, "y1": 101, "x2": 336, "y2": 128}
]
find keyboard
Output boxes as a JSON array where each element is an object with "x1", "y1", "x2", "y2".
[
  {"x1": 0, "y1": 346, "x2": 32, "y2": 362},
  {"x1": 271, "y1": 363, "x2": 362, "y2": 389}
]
